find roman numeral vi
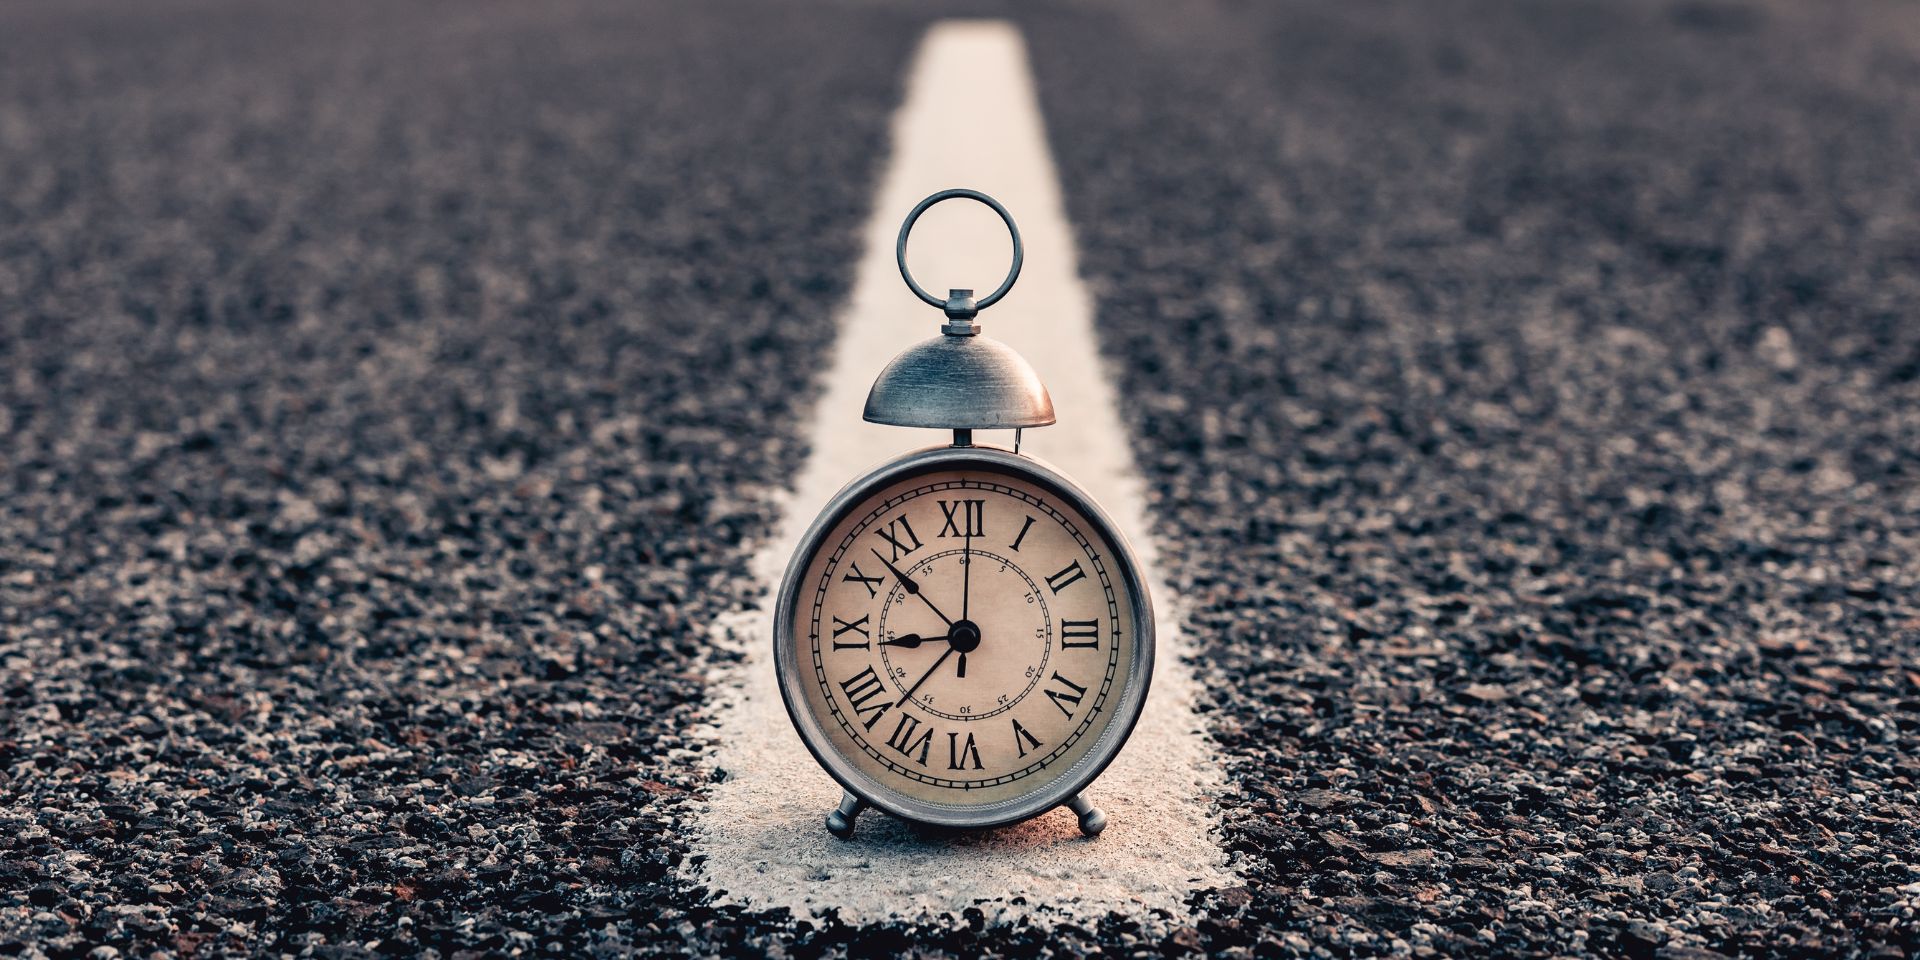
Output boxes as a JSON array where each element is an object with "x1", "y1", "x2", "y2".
[{"x1": 948, "y1": 731, "x2": 983, "y2": 770}]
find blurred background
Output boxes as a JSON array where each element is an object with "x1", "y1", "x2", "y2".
[{"x1": 2, "y1": 0, "x2": 1917, "y2": 956}]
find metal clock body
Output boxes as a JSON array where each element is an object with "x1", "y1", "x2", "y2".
[
  {"x1": 774, "y1": 188, "x2": 1154, "y2": 838},
  {"x1": 774, "y1": 444, "x2": 1154, "y2": 836}
]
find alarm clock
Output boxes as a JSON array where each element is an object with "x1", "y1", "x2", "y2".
[{"x1": 773, "y1": 189, "x2": 1154, "y2": 839}]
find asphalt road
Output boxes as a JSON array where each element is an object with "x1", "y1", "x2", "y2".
[{"x1": 3, "y1": 0, "x2": 1918, "y2": 957}]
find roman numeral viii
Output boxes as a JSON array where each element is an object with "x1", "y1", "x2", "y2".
[
  {"x1": 1046, "y1": 560, "x2": 1087, "y2": 594},
  {"x1": 831, "y1": 614, "x2": 870, "y2": 650},
  {"x1": 938, "y1": 499, "x2": 985, "y2": 538},
  {"x1": 874, "y1": 516, "x2": 923, "y2": 560},
  {"x1": 838, "y1": 666, "x2": 893, "y2": 731}
]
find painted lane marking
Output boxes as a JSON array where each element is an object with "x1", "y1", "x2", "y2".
[{"x1": 686, "y1": 19, "x2": 1232, "y2": 925}]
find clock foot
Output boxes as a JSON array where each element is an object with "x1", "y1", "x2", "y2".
[
  {"x1": 826, "y1": 792, "x2": 866, "y2": 840},
  {"x1": 1067, "y1": 794, "x2": 1106, "y2": 837}
]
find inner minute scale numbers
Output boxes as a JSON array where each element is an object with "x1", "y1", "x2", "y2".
[{"x1": 800, "y1": 472, "x2": 1135, "y2": 802}]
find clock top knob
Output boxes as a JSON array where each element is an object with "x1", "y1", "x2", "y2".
[{"x1": 863, "y1": 188, "x2": 1056, "y2": 431}]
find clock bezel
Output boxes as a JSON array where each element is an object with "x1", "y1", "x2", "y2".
[{"x1": 773, "y1": 443, "x2": 1157, "y2": 831}]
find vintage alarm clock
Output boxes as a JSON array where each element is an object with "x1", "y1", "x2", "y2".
[{"x1": 773, "y1": 189, "x2": 1155, "y2": 839}]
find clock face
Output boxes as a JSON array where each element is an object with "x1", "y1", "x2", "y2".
[{"x1": 784, "y1": 459, "x2": 1144, "y2": 813}]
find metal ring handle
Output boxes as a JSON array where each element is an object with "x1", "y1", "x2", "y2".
[{"x1": 895, "y1": 188, "x2": 1023, "y2": 311}]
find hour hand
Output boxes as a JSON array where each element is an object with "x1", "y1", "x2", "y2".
[{"x1": 879, "y1": 632, "x2": 945, "y2": 649}]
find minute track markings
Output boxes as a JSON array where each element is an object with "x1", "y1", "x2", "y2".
[
  {"x1": 875, "y1": 547, "x2": 1048, "y2": 723},
  {"x1": 807, "y1": 475, "x2": 1125, "y2": 790}
]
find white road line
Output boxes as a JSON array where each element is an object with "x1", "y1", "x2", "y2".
[{"x1": 686, "y1": 20, "x2": 1232, "y2": 924}]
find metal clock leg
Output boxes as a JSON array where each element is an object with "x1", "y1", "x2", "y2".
[
  {"x1": 826, "y1": 792, "x2": 867, "y2": 839},
  {"x1": 1067, "y1": 794, "x2": 1106, "y2": 837}
]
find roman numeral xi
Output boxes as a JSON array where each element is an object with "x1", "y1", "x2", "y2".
[{"x1": 874, "y1": 516, "x2": 923, "y2": 560}]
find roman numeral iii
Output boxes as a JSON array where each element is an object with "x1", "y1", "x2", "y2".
[
  {"x1": 838, "y1": 667, "x2": 893, "y2": 731},
  {"x1": 938, "y1": 499, "x2": 985, "y2": 538},
  {"x1": 1060, "y1": 618, "x2": 1100, "y2": 650}
]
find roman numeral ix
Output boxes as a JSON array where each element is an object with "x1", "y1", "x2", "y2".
[{"x1": 831, "y1": 614, "x2": 871, "y2": 650}]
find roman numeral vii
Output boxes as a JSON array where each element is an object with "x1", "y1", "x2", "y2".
[{"x1": 885, "y1": 713, "x2": 933, "y2": 766}]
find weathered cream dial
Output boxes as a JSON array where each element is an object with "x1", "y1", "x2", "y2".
[{"x1": 790, "y1": 465, "x2": 1139, "y2": 809}]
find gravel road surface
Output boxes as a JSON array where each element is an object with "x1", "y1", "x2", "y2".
[{"x1": 4, "y1": 0, "x2": 1918, "y2": 957}]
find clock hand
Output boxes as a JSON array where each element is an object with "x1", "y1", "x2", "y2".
[
  {"x1": 899, "y1": 645, "x2": 955, "y2": 704},
  {"x1": 878, "y1": 632, "x2": 951, "y2": 649},
  {"x1": 961, "y1": 529, "x2": 972, "y2": 621},
  {"x1": 958, "y1": 527, "x2": 972, "y2": 677},
  {"x1": 869, "y1": 548, "x2": 955, "y2": 627}
]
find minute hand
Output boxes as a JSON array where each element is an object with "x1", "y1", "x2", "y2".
[{"x1": 869, "y1": 548, "x2": 955, "y2": 627}]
